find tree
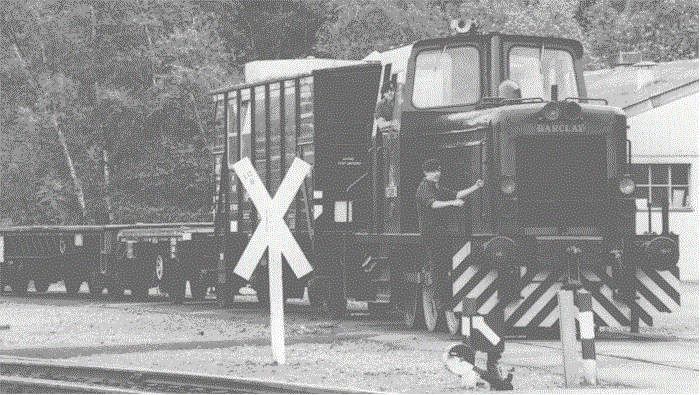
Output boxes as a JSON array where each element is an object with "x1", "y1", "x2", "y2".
[
  {"x1": 315, "y1": 0, "x2": 586, "y2": 60},
  {"x1": 581, "y1": 0, "x2": 698, "y2": 67},
  {"x1": 0, "y1": 0, "x2": 233, "y2": 225}
]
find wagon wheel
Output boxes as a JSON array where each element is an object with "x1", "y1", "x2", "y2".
[
  {"x1": 446, "y1": 310, "x2": 461, "y2": 335},
  {"x1": 403, "y1": 281, "x2": 425, "y2": 330},
  {"x1": 33, "y1": 280, "x2": 51, "y2": 294},
  {"x1": 153, "y1": 253, "x2": 165, "y2": 294},
  {"x1": 423, "y1": 281, "x2": 448, "y2": 332}
]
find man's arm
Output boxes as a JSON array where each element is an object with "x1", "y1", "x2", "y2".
[
  {"x1": 456, "y1": 179, "x2": 484, "y2": 200},
  {"x1": 432, "y1": 200, "x2": 462, "y2": 208},
  {"x1": 418, "y1": 183, "x2": 463, "y2": 209}
]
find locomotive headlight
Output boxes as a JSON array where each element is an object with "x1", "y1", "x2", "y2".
[
  {"x1": 500, "y1": 177, "x2": 516, "y2": 195},
  {"x1": 619, "y1": 175, "x2": 635, "y2": 195},
  {"x1": 563, "y1": 101, "x2": 581, "y2": 120},
  {"x1": 541, "y1": 102, "x2": 561, "y2": 121}
]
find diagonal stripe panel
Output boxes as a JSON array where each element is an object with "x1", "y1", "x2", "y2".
[
  {"x1": 636, "y1": 268, "x2": 675, "y2": 313},
  {"x1": 453, "y1": 265, "x2": 479, "y2": 297},
  {"x1": 635, "y1": 294, "x2": 655, "y2": 326},
  {"x1": 582, "y1": 276, "x2": 630, "y2": 327},
  {"x1": 507, "y1": 267, "x2": 563, "y2": 327},
  {"x1": 532, "y1": 294, "x2": 561, "y2": 328},
  {"x1": 452, "y1": 266, "x2": 491, "y2": 312},
  {"x1": 539, "y1": 298, "x2": 561, "y2": 328},
  {"x1": 453, "y1": 241, "x2": 472, "y2": 269},
  {"x1": 643, "y1": 268, "x2": 681, "y2": 311},
  {"x1": 515, "y1": 284, "x2": 559, "y2": 327}
]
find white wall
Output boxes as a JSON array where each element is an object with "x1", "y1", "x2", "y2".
[{"x1": 629, "y1": 92, "x2": 699, "y2": 282}]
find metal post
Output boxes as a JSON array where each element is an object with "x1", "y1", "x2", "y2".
[
  {"x1": 558, "y1": 289, "x2": 580, "y2": 387},
  {"x1": 576, "y1": 289, "x2": 597, "y2": 385},
  {"x1": 461, "y1": 297, "x2": 478, "y2": 386}
]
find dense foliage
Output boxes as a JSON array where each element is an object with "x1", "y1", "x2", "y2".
[{"x1": 1, "y1": 0, "x2": 696, "y2": 225}]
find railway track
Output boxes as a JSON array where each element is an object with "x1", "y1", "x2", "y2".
[{"x1": 0, "y1": 358, "x2": 379, "y2": 394}]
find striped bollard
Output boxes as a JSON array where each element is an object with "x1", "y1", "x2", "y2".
[
  {"x1": 443, "y1": 297, "x2": 477, "y2": 386},
  {"x1": 576, "y1": 289, "x2": 597, "y2": 385}
]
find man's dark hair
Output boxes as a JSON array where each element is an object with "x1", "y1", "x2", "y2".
[
  {"x1": 381, "y1": 81, "x2": 396, "y2": 95},
  {"x1": 421, "y1": 158, "x2": 441, "y2": 173}
]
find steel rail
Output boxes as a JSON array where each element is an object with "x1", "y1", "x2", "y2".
[
  {"x1": 0, "y1": 375, "x2": 142, "y2": 393},
  {"x1": 0, "y1": 358, "x2": 380, "y2": 394}
]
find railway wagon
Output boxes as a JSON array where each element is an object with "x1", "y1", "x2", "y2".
[
  {"x1": 145, "y1": 63, "x2": 384, "y2": 307},
  {"x1": 0, "y1": 223, "x2": 211, "y2": 300},
  {"x1": 0, "y1": 225, "x2": 105, "y2": 295},
  {"x1": 288, "y1": 30, "x2": 680, "y2": 337}
]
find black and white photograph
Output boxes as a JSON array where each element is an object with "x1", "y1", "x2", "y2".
[{"x1": 0, "y1": 0, "x2": 697, "y2": 393}]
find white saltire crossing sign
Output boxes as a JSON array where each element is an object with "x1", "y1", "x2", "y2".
[{"x1": 232, "y1": 157, "x2": 313, "y2": 365}]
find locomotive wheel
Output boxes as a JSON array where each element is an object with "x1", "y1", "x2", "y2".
[
  {"x1": 64, "y1": 277, "x2": 83, "y2": 295},
  {"x1": 403, "y1": 282, "x2": 425, "y2": 329},
  {"x1": 33, "y1": 280, "x2": 51, "y2": 294},
  {"x1": 423, "y1": 282, "x2": 448, "y2": 332},
  {"x1": 446, "y1": 310, "x2": 461, "y2": 335}
]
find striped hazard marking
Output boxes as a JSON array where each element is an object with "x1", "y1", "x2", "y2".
[
  {"x1": 636, "y1": 267, "x2": 681, "y2": 321},
  {"x1": 452, "y1": 249, "x2": 636, "y2": 331}
]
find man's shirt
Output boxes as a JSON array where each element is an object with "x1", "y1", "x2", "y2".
[{"x1": 416, "y1": 178, "x2": 458, "y2": 234}]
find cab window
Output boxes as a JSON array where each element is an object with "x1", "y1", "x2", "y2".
[
  {"x1": 413, "y1": 46, "x2": 480, "y2": 108},
  {"x1": 509, "y1": 47, "x2": 578, "y2": 101}
]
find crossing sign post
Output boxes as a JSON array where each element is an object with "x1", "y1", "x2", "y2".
[{"x1": 232, "y1": 157, "x2": 313, "y2": 365}]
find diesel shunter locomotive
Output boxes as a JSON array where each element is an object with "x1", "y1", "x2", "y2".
[{"x1": 212, "y1": 28, "x2": 681, "y2": 338}]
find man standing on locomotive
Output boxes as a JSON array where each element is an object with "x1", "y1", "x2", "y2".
[{"x1": 416, "y1": 158, "x2": 483, "y2": 309}]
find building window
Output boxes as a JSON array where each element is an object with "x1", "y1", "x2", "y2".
[{"x1": 630, "y1": 164, "x2": 692, "y2": 209}]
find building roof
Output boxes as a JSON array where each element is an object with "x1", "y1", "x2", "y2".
[{"x1": 584, "y1": 59, "x2": 699, "y2": 111}]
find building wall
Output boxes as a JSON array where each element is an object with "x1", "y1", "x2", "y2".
[{"x1": 629, "y1": 92, "x2": 699, "y2": 282}]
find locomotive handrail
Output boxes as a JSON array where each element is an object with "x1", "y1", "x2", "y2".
[
  {"x1": 347, "y1": 172, "x2": 369, "y2": 193},
  {"x1": 626, "y1": 139, "x2": 632, "y2": 173},
  {"x1": 564, "y1": 97, "x2": 609, "y2": 106}
]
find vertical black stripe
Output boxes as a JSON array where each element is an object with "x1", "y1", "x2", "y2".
[{"x1": 581, "y1": 340, "x2": 595, "y2": 360}]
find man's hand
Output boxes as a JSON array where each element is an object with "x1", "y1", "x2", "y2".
[
  {"x1": 452, "y1": 199, "x2": 465, "y2": 207},
  {"x1": 474, "y1": 179, "x2": 484, "y2": 189}
]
